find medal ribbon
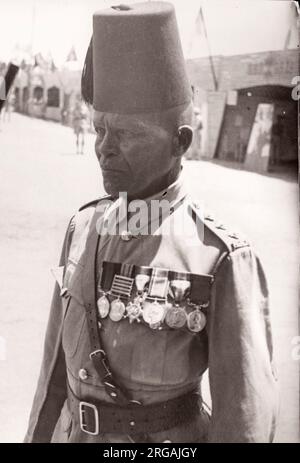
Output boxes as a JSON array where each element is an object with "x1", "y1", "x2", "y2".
[
  {"x1": 120, "y1": 263, "x2": 135, "y2": 278},
  {"x1": 100, "y1": 261, "x2": 120, "y2": 292},
  {"x1": 168, "y1": 271, "x2": 191, "y2": 303},
  {"x1": 189, "y1": 273, "x2": 214, "y2": 305},
  {"x1": 134, "y1": 266, "x2": 152, "y2": 293},
  {"x1": 148, "y1": 268, "x2": 169, "y2": 300},
  {"x1": 110, "y1": 263, "x2": 135, "y2": 298}
]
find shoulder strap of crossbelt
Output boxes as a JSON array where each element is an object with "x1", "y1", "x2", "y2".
[{"x1": 68, "y1": 198, "x2": 141, "y2": 408}]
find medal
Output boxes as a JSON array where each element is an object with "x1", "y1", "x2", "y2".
[
  {"x1": 149, "y1": 301, "x2": 171, "y2": 329},
  {"x1": 125, "y1": 300, "x2": 143, "y2": 323},
  {"x1": 165, "y1": 306, "x2": 187, "y2": 328},
  {"x1": 97, "y1": 261, "x2": 119, "y2": 319},
  {"x1": 166, "y1": 276, "x2": 191, "y2": 329},
  {"x1": 187, "y1": 308, "x2": 206, "y2": 332},
  {"x1": 186, "y1": 272, "x2": 213, "y2": 332},
  {"x1": 142, "y1": 300, "x2": 165, "y2": 326},
  {"x1": 109, "y1": 272, "x2": 134, "y2": 322},
  {"x1": 125, "y1": 268, "x2": 151, "y2": 324},
  {"x1": 148, "y1": 268, "x2": 169, "y2": 300},
  {"x1": 110, "y1": 274, "x2": 134, "y2": 299},
  {"x1": 97, "y1": 294, "x2": 110, "y2": 318},
  {"x1": 143, "y1": 268, "x2": 169, "y2": 328},
  {"x1": 109, "y1": 297, "x2": 126, "y2": 322},
  {"x1": 169, "y1": 278, "x2": 191, "y2": 304},
  {"x1": 135, "y1": 273, "x2": 151, "y2": 293},
  {"x1": 189, "y1": 272, "x2": 214, "y2": 307}
]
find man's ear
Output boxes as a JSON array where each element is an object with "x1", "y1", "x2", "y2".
[{"x1": 173, "y1": 125, "x2": 193, "y2": 157}]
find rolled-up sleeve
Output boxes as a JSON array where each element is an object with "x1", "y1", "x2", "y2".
[{"x1": 207, "y1": 246, "x2": 279, "y2": 442}]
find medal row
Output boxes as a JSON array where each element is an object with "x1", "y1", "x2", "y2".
[
  {"x1": 97, "y1": 262, "x2": 213, "y2": 333},
  {"x1": 97, "y1": 293, "x2": 207, "y2": 332}
]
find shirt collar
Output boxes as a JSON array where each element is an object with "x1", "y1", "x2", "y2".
[{"x1": 102, "y1": 172, "x2": 187, "y2": 236}]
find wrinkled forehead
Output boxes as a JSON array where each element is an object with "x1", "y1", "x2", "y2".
[{"x1": 92, "y1": 110, "x2": 170, "y2": 132}]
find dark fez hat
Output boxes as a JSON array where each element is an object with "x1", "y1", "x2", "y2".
[{"x1": 92, "y1": 2, "x2": 191, "y2": 114}]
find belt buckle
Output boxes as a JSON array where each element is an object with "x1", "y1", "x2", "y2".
[{"x1": 79, "y1": 401, "x2": 99, "y2": 436}]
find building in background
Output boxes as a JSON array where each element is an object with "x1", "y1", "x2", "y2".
[
  {"x1": 186, "y1": 1, "x2": 299, "y2": 173},
  {"x1": 11, "y1": 47, "x2": 82, "y2": 125},
  {"x1": 187, "y1": 48, "x2": 298, "y2": 172},
  {"x1": 1, "y1": 1, "x2": 298, "y2": 173}
]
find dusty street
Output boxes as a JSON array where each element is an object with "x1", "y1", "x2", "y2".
[{"x1": 0, "y1": 113, "x2": 298, "y2": 442}]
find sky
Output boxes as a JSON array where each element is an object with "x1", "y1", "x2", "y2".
[{"x1": 0, "y1": 0, "x2": 298, "y2": 66}]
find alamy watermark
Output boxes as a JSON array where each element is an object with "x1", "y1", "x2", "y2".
[
  {"x1": 0, "y1": 76, "x2": 6, "y2": 100},
  {"x1": 95, "y1": 193, "x2": 205, "y2": 244},
  {"x1": 291, "y1": 76, "x2": 300, "y2": 101},
  {"x1": 291, "y1": 336, "x2": 300, "y2": 361}
]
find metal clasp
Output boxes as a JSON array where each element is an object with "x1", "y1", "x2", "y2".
[
  {"x1": 79, "y1": 401, "x2": 99, "y2": 436},
  {"x1": 89, "y1": 349, "x2": 106, "y2": 360}
]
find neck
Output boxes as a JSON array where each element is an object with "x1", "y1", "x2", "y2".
[{"x1": 127, "y1": 167, "x2": 180, "y2": 201}]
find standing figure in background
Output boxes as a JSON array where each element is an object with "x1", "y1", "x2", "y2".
[
  {"x1": 2, "y1": 92, "x2": 15, "y2": 123},
  {"x1": 184, "y1": 106, "x2": 203, "y2": 160},
  {"x1": 193, "y1": 107, "x2": 203, "y2": 155},
  {"x1": 72, "y1": 99, "x2": 89, "y2": 154},
  {"x1": 187, "y1": 106, "x2": 203, "y2": 160}
]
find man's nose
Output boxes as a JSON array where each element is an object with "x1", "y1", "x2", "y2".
[{"x1": 95, "y1": 131, "x2": 118, "y2": 157}]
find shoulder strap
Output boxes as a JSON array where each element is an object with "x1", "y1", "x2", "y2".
[
  {"x1": 68, "y1": 196, "x2": 112, "y2": 265},
  {"x1": 67, "y1": 197, "x2": 138, "y2": 407},
  {"x1": 85, "y1": 302, "x2": 139, "y2": 407},
  {"x1": 189, "y1": 202, "x2": 250, "y2": 253},
  {"x1": 78, "y1": 194, "x2": 111, "y2": 212}
]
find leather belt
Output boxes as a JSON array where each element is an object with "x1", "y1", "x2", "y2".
[{"x1": 67, "y1": 384, "x2": 202, "y2": 436}]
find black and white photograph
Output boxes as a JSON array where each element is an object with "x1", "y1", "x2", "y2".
[{"x1": 0, "y1": 0, "x2": 299, "y2": 445}]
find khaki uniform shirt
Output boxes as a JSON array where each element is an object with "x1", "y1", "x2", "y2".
[{"x1": 24, "y1": 177, "x2": 278, "y2": 443}]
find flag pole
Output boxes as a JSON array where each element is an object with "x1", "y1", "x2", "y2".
[
  {"x1": 199, "y1": 6, "x2": 218, "y2": 91},
  {"x1": 30, "y1": 0, "x2": 36, "y2": 56}
]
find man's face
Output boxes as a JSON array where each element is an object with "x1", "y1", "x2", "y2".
[{"x1": 93, "y1": 111, "x2": 177, "y2": 199}]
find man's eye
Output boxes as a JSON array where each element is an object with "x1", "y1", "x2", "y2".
[
  {"x1": 95, "y1": 127, "x2": 106, "y2": 137},
  {"x1": 118, "y1": 129, "x2": 134, "y2": 139}
]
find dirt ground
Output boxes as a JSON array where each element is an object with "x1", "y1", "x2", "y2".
[{"x1": 0, "y1": 113, "x2": 298, "y2": 442}]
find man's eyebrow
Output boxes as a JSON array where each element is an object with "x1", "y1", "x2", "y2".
[
  {"x1": 116, "y1": 125, "x2": 143, "y2": 134},
  {"x1": 115, "y1": 120, "x2": 150, "y2": 133},
  {"x1": 93, "y1": 118, "x2": 105, "y2": 127}
]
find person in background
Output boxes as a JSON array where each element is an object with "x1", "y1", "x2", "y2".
[{"x1": 72, "y1": 98, "x2": 89, "y2": 154}]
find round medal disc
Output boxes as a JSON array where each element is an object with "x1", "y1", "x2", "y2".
[
  {"x1": 187, "y1": 310, "x2": 206, "y2": 332},
  {"x1": 97, "y1": 295, "x2": 110, "y2": 318},
  {"x1": 126, "y1": 301, "x2": 142, "y2": 323},
  {"x1": 109, "y1": 299, "x2": 126, "y2": 322},
  {"x1": 142, "y1": 301, "x2": 165, "y2": 326},
  {"x1": 165, "y1": 306, "x2": 187, "y2": 329}
]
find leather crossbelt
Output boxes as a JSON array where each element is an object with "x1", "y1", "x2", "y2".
[{"x1": 67, "y1": 384, "x2": 202, "y2": 436}]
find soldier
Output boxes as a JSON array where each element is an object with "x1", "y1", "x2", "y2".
[
  {"x1": 72, "y1": 97, "x2": 89, "y2": 155},
  {"x1": 25, "y1": 2, "x2": 278, "y2": 443}
]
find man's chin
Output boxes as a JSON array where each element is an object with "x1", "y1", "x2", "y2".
[{"x1": 103, "y1": 179, "x2": 128, "y2": 198}]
